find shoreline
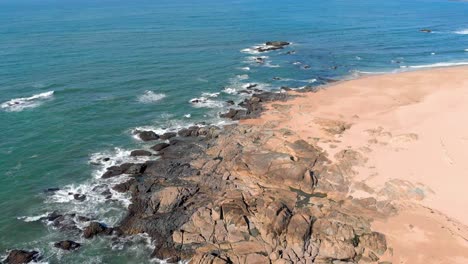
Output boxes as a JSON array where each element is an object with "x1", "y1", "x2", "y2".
[
  {"x1": 5, "y1": 65, "x2": 468, "y2": 264},
  {"x1": 242, "y1": 65, "x2": 468, "y2": 263}
]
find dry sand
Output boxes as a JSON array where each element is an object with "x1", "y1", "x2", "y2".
[{"x1": 242, "y1": 66, "x2": 468, "y2": 264}]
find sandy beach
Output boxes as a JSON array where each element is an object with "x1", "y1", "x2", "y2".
[{"x1": 242, "y1": 66, "x2": 468, "y2": 264}]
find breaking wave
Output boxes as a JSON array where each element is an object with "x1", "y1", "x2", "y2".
[{"x1": 1, "y1": 91, "x2": 54, "y2": 112}]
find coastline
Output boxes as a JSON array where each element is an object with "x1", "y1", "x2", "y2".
[
  {"x1": 242, "y1": 65, "x2": 468, "y2": 263},
  {"x1": 5, "y1": 66, "x2": 468, "y2": 264}
]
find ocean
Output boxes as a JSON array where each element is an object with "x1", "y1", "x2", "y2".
[{"x1": 0, "y1": 0, "x2": 467, "y2": 262}]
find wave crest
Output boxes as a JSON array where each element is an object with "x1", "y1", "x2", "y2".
[{"x1": 1, "y1": 91, "x2": 54, "y2": 112}]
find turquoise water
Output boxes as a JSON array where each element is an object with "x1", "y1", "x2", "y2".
[{"x1": 0, "y1": 0, "x2": 467, "y2": 262}]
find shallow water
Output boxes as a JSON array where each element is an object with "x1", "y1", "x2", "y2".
[{"x1": 0, "y1": 0, "x2": 467, "y2": 262}]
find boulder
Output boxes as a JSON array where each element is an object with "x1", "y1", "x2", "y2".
[
  {"x1": 112, "y1": 178, "x2": 136, "y2": 193},
  {"x1": 137, "y1": 131, "x2": 159, "y2": 141},
  {"x1": 83, "y1": 222, "x2": 112, "y2": 239},
  {"x1": 54, "y1": 240, "x2": 81, "y2": 251},
  {"x1": 4, "y1": 250, "x2": 40, "y2": 264},
  {"x1": 358, "y1": 232, "x2": 387, "y2": 255},
  {"x1": 151, "y1": 143, "x2": 170, "y2": 151},
  {"x1": 160, "y1": 132, "x2": 177, "y2": 140},
  {"x1": 178, "y1": 126, "x2": 200, "y2": 137}
]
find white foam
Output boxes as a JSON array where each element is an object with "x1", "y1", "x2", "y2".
[
  {"x1": 17, "y1": 212, "x2": 52, "y2": 222},
  {"x1": 401, "y1": 61, "x2": 468, "y2": 69},
  {"x1": 454, "y1": 29, "x2": 468, "y2": 35},
  {"x1": 241, "y1": 47, "x2": 261, "y2": 55},
  {"x1": 189, "y1": 97, "x2": 225, "y2": 108},
  {"x1": 240, "y1": 67, "x2": 250, "y2": 71},
  {"x1": 137, "y1": 91, "x2": 166, "y2": 103},
  {"x1": 1, "y1": 91, "x2": 54, "y2": 112},
  {"x1": 236, "y1": 74, "x2": 249, "y2": 80},
  {"x1": 201, "y1": 92, "x2": 219, "y2": 98},
  {"x1": 42, "y1": 147, "x2": 155, "y2": 226},
  {"x1": 184, "y1": 114, "x2": 191, "y2": 118},
  {"x1": 465, "y1": 49, "x2": 468, "y2": 52},
  {"x1": 223, "y1": 87, "x2": 237, "y2": 94}
]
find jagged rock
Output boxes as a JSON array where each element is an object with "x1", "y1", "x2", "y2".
[
  {"x1": 318, "y1": 238, "x2": 356, "y2": 260},
  {"x1": 112, "y1": 178, "x2": 137, "y2": 193},
  {"x1": 4, "y1": 250, "x2": 40, "y2": 264},
  {"x1": 357, "y1": 232, "x2": 387, "y2": 256},
  {"x1": 150, "y1": 186, "x2": 198, "y2": 213},
  {"x1": 285, "y1": 214, "x2": 312, "y2": 257},
  {"x1": 54, "y1": 240, "x2": 81, "y2": 251},
  {"x1": 83, "y1": 222, "x2": 112, "y2": 239}
]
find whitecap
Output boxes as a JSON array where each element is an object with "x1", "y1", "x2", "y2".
[
  {"x1": 189, "y1": 97, "x2": 225, "y2": 108},
  {"x1": 401, "y1": 61, "x2": 468, "y2": 69},
  {"x1": 17, "y1": 212, "x2": 52, "y2": 222},
  {"x1": 223, "y1": 87, "x2": 237, "y2": 94},
  {"x1": 236, "y1": 74, "x2": 249, "y2": 80},
  {"x1": 201, "y1": 92, "x2": 219, "y2": 98},
  {"x1": 454, "y1": 29, "x2": 468, "y2": 35},
  {"x1": 240, "y1": 67, "x2": 250, "y2": 71},
  {"x1": 137, "y1": 91, "x2": 166, "y2": 103},
  {"x1": 1, "y1": 91, "x2": 54, "y2": 112},
  {"x1": 184, "y1": 114, "x2": 191, "y2": 118}
]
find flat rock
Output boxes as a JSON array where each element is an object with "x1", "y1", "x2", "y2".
[{"x1": 130, "y1": 150, "x2": 152, "y2": 156}]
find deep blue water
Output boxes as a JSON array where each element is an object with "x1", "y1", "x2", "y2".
[{"x1": 0, "y1": 0, "x2": 467, "y2": 262}]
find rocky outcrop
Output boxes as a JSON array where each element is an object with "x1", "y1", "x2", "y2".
[
  {"x1": 4, "y1": 250, "x2": 40, "y2": 264},
  {"x1": 220, "y1": 91, "x2": 292, "y2": 120},
  {"x1": 256, "y1": 41, "x2": 290, "y2": 52},
  {"x1": 51, "y1": 87, "x2": 394, "y2": 263},
  {"x1": 111, "y1": 119, "x2": 394, "y2": 263}
]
